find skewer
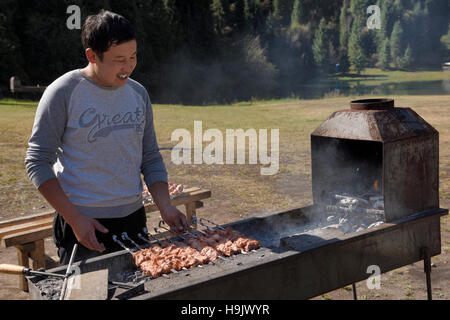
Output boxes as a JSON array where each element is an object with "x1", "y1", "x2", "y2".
[
  {"x1": 112, "y1": 235, "x2": 133, "y2": 254},
  {"x1": 137, "y1": 233, "x2": 155, "y2": 246},
  {"x1": 142, "y1": 227, "x2": 162, "y2": 245},
  {"x1": 142, "y1": 227, "x2": 162, "y2": 246},
  {"x1": 183, "y1": 229, "x2": 199, "y2": 239},
  {"x1": 158, "y1": 220, "x2": 186, "y2": 240},
  {"x1": 153, "y1": 223, "x2": 197, "y2": 272},
  {"x1": 113, "y1": 235, "x2": 171, "y2": 278},
  {"x1": 121, "y1": 232, "x2": 143, "y2": 250},
  {"x1": 200, "y1": 217, "x2": 226, "y2": 230},
  {"x1": 194, "y1": 228, "x2": 207, "y2": 236},
  {"x1": 133, "y1": 233, "x2": 181, "y2": 275},
  {"x1": 192, "y1": 216, "x2": 214, "y2": 231},
  {"x1": 154, "y1": 227, "x2": 173, "y2": 243}
]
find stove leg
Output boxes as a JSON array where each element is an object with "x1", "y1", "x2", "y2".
[
  {"x1": 352, "y1": 283, "x2": 357, "y2": 300},
  {"x1": 422, "y1": 246, "x2": 432, "y2": 300}
]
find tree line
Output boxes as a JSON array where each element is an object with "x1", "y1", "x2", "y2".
[{"x1": 0, "y1": 0, "x2": 449, "y2": 104}]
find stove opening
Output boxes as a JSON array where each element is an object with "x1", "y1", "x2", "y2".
[{"x1": 311, "y1": 136, "x2": 383, "y2": 209}]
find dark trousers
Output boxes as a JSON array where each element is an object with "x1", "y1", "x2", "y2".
[{"x1": 53, "y1": 206, "x2": 149, "y2": 265}]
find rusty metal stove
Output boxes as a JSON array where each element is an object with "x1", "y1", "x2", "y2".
[
  {"x1": 311, "y1": 98, "x2": 439, "y2": 222},
  {"x1": 28, "y1": 98, "x2": 448, "y2": 300}
]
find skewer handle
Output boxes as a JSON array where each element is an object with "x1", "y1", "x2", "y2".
[
  {"x1": 143, "y1": 228, "x2": 162, "y2": 244},
  {"x1": 200, "y1": 217, "x2": 226, "y2": 230},
  {"x1": 0, "y1": 264, "x2": 26, "y2": 275},
  {"x1": 122, "y1": 232, "x2": 143, "y2": 250},
  {"x1": 154, "y1": 227, "x2": 172, "y2": 243},
  {"x1": 192, "y1": 216, "x2": 214, "y2": 231},
  {"x1": 159, "y1": 220, "x2": 186, "y2": 240},
  {"x1": 137, "y1": 233, "x2": 154, "y2": 246},
  {"x1": 112, "y1": 235, "x2": 132, "y2": 253}
]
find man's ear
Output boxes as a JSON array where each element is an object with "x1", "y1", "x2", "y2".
[{"x1": 85, "y1": 48, "x2": 97, "y2": 64}]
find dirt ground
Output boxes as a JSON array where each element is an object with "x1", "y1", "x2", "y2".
[{"x1": 0, "y1": 194, "x2": 448, "y2": 300}]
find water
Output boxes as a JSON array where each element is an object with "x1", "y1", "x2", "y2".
[{"x1": 292, "y1": 79, "x2": 450, "y2": 99}]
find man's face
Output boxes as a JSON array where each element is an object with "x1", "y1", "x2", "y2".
[{"x1": 89, "y1": 39, "x2": 137, "y2": 87}]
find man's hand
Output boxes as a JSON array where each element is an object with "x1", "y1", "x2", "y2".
[
  {"x1": 160, "y1": 205, "x2": 188, "y2": 233},
  {"x1": 70, "y1": 214, "x2": 109, "y2": 252},
  {"x1": 37, "y1": 178, "x2": 109, "y2": 252},
  {"x1": 148, "y1": 181, "x2": 188, "y2": 233}
]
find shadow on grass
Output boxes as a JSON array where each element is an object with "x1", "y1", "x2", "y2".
[
  {"x1": 333, "y1": 73, "x2": 389, "y2": 81},
  {"x1": 0, "y1": 99, "x2": 37, "y2": 108}
]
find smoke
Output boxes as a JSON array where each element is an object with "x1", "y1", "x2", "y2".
[
  {"x1": 246, "y1": 136, "x2": 386, "y2": 249},
  {"x1": 148, "y1": 38, "x2": 279, "y2": 105}
]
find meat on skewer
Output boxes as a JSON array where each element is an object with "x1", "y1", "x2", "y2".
[
  {"x1": 204, "y1": 227, "x2": 261, "y2": 253},
  {"x1": 185, "y1": 236, "x2": 219, "y2": 262},
  {"x1": 134, "y1": 225, "x2": 261, "y2": 278}
]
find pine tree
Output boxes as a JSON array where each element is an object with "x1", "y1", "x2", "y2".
[
  {"x1": 339, "y1": 0, "x2": 349, "y2": 48},
  {"x1": 376, "y1": 0, "x2": 394, "y2": 46},
  {"x1": 377, "y1": 38, "x2": 390, "y2": 70},
  {"x1": 290, "y1": 0, "x2": 303, "y2": 28},
  {"x1": 312, "y1": 18, "x2": 329, "y2": 72},
  {"x1": 399, "y1": 45, "x2": 412, "y2": 69},
  {"x1": 390, "y1": 20, "x2": 404, "y2": 68},
  {"x1": 349, "y1": 0, "x2": 370, "y2": 22},
  {"x1": 211, "y1": 0, "x2": 226, "y2": 35},
  {"x1": 338, "y1": 0, "x2": 350, "y2": 73},
  {"x1": 348, "y1": 16, "x2": 367, "y2": 74},
  {"x1": 235, "y1": 0, "x2": 246, "y2": 31},
  {"x1": 445, "y1": 24, "x2": 450, "y2": 50},
  {"x1": 272, "y1": 0, "x2": 289, "y2": 27},
  {"x1": 244, "y1": 0, "x2": 253, "y2": 23}
]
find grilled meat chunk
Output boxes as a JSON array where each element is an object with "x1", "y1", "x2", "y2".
[{"x1": 135, "y1": 226, "x2": 260, "y2": 278}]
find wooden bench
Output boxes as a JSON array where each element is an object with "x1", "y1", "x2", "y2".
[
  {"x1": 10, "y1": 76, "x2": 47, "y2": 94},
  {"x1": 0, "y1": 186, "x2": 211, "y2": 291}
]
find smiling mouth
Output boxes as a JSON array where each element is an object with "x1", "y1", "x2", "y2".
[{"x1": 118, "y1": 74, "x2": 128, "y2": 80}]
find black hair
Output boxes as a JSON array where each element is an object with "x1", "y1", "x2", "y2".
[{"x1": 81, "y1": 10, "x2": 135, "y2": 60}]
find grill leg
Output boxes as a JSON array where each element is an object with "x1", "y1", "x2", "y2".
[
  {"x1": 352, "y1": 283, "x2": 357, "y2": 300},
  {"x1": 422, "y1": 246, "x2": 432, "y2": 300}
]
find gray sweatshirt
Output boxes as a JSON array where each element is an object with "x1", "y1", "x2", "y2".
[{"x1": 25, "y1": 69, "x2": 168, "y2": 218}]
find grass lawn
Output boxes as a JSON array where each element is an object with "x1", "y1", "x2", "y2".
[
  {"x1": 335, "y1": 68, "x2": 450, "y2": 83},
  {"x1": 0, "y1": 94, "x2": 448, "y2": 224}
]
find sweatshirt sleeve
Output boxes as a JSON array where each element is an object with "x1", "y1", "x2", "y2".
[
  {"x1": 25, "y1": 82, "x2": 68, "y2": 189},
  {"x1": 141, "y1": 93, "x2": 168, "y2": 187}
]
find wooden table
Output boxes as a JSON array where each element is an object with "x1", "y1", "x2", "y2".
[
  {"x1": 144, "y1": 186, "x2": 211, "y2": 227},
  {"x1": 0, "y1": 186, "x2": 211, "y2": 291}
]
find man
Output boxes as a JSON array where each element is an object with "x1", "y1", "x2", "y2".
[{"x1": 25, "y1": 10, "x2": 187, "y2": 264}]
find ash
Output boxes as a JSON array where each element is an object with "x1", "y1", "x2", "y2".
[
  {"x1": 31, "y1": 276, "x2": 64, "y2": 300},
  {"x1": 313, "y1": 192, "x2": 385, "y2": 233},
  {"x1": 114, "y1": 268, "x2": 149, "y2": 284},
  {"x1": 255, "y1": 193, "x2": 385, "y2": 248}
]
